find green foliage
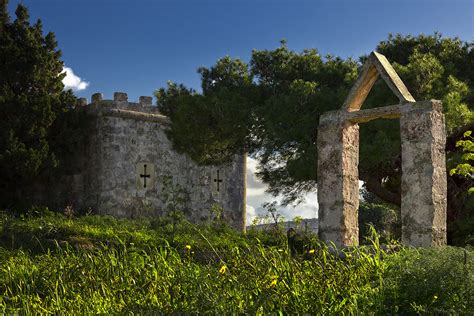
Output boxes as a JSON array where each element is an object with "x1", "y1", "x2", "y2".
[
  {"x1": 156, "y1": 34, "x2": 473, "y2": 208},
  {"x1": 443, "y1": 77, "x2": 473, "y2": 133},
  {"x1": 0, "y1": 211, "x2": 472, "y2": 313},
  {"x1": 156, "y1": 33, "x2": 473, "y2": 245},
  {"x1": 359, "y1": 33, "x2": 474, "y2": 205},
  {"x1": 250, "y1": 46, "x2": 357, "y2": 204},
  {"x1": 155, "y1": 81, "x2": 195, "y2": 117},
  {"x1": 358, "y1": 202, "x2": 401, "y2": 244},
  {"x1": 0, "y1": 3, "x2": 80, "y2": 207},
  {"x1": 450, "y1": 131, "x2": 474, "y2": 192},
  {"x1": 156, "y1": 44, "x2": 357, "y2": 204},
  {"x1": 155, "y1": 56, "x2": 255, "y2": 165},
  {"x1": 381, "y1": 247, "x2": 474, "y2": 313},
  {"x1": 448, "y1": 130, "x2": 474, "y2": 245}
]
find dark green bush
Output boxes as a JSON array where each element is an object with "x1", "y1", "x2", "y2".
[
  {"x1": 359, "y1": 202, "x2": 401, "y2": 244},
  {"x1": 382, "y1": 246, "x2": 474, "y2": 314}
]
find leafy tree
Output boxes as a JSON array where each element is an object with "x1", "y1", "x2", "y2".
[
  {"x1": 450, "y1": 130, "x2": 474, "y2": 192},
  {"x1": 156, "y1": 56, "x2": 257, "y2": 165},
  {"x1": 157, "y1": 34, "x2": 473, "y2": 243},
  {"x1": 355, "y1": 34, "x2": 473, "y2": 205},
  {"x1": 156, "y1": 43, "x2": 358, "y2": 204},
  {"x1": 448, "y1": 130, "x2": 474, "y2": 244},
  {"x1": 249, "y1": 46, "x2": 357, "y2": 204},
  {"x1": 157, "y1": 34, "x2": 473, "y2": 205},
  {"x1": 0, "y1": 2, "x2": 78, "y2": 207}
]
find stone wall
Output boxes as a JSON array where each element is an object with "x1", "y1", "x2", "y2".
[{"x1": 35, "y1": 92, "x2": 246, "y2": 231}]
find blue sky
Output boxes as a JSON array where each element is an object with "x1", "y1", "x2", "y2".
[
  {"x1": 7, "y1": 0, "x2": 473, "y2": 222},
  {"x1": 8, "y1": 0, "x2": 473, "y2": 100}
]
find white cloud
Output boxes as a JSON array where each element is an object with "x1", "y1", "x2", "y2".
[
  {"x1": 246, "y1": 157, "x2": 318, "y2": 225},
  {"x1": 62, "y1": 66, "x2": 90, "y2": 91},
  {"x1": 246, "y1": 204, "x2": 257, "y2": 224},
  {"x1": 246, "y1": 187, "x2": 267, "y2": 197}
]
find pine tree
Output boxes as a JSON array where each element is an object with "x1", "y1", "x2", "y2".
[{"x1": 0, "y1": 2, "x2": 77, "y2": 206}]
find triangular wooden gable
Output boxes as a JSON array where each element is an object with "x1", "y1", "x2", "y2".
[{"x1": 343, "y1": 51, "x2": 415, "y2": 111}]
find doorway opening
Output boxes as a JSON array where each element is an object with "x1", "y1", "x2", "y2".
[{"x1": 358, "y1": 117, "x2": 402, "y2": 244}]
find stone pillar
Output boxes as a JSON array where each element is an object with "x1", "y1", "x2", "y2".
[
  {"x1": 400, "y1": 100, "x2": 447, "y2": 246},
  {"x1": 317, "y1": 111, "x2": 360, "y2": 247}
]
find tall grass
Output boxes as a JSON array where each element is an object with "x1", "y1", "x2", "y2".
[{"x1": 0, "y1": 211, "x2": 472, "y2": 314}]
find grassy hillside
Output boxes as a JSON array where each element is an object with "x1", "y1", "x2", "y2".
[{"x1": 0, "y1": 209, "x2": 472, "y2": 314}]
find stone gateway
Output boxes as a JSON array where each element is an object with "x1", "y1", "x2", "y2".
[{"x1": 317, "y1": 52, "x2": 447, "y2": 247}]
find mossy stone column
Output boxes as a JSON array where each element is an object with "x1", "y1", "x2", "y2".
[
  {"x1": 400, "y1": 100, "x2": 447, "y2": 246},
  {"x1": 317, "y1": 111, "x2": 360, "y2": 247}
]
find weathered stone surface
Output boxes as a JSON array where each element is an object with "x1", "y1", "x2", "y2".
[
  {"x1": 400, "y1": 100, "x2": 447, "y2": 246},
  {"x1": 98, "y1": 108, "x2": 170, "y2": 124},
  {"x1": 345, "y1": 103, "x2": 402, "y2": 123},
  {"x1": 31, "y1": 94, "x2": 246, "y2": 231},
  {"x1": 91, "y1": 92, "x2": 103, "y2": 103},
  {"x1": 371, "y1": 52, "x2": 415, "y2": 104},
  {"x1": 343, "y1": 51, "x2": 415, "y2": 112},
  {"x1": 113, "y1": 92, "x2": 128, "y2": 102},
  {"x1": 317, "y1": 115, "x2": 359, "y2": 246},
  {"x1": 318, "y1": 52, "x2": 446, "y2": 248},
  {"x1": 139, "y1": 96, "x2": 153, "y2": 106}
]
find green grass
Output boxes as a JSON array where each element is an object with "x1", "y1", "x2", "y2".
[{"x1": 0, "y1": 209, "x2": 472, "y2": 314}]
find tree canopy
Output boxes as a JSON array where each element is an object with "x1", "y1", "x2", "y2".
[
  {"x1": 0, "y1": 3, "x2": 79, "y2": 206},
  {"x1": 156, "y1": 34, "x2": 473, "y2": 206}
]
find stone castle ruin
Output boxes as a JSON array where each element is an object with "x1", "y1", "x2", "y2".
[
  {"x1": 34, "y1": 92, "x2": 246, "y2": 230},
  {"x1": 317, "y1": 52, "x2": 447, "y2": 247},
  {"x1": 29, "y1": 51, "x2": 446, "y2": 246}
]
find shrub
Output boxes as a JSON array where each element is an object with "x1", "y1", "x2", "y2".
[{"x1": 358, "y1": 202, "x2": 401, "y2": 244}]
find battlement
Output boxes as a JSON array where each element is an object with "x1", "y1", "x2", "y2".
[
  {"x1": 79, "y1": 92, "x2": 170, "y2": 124},
  {"x1": 32, "y1": 91, "x2": 245, "y2": 231}
]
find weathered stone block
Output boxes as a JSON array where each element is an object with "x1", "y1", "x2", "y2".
[
  {"x1": 91, "y1": 92, "x2": 103, "y2": 103},
  {"x1": 114, "y1": 92, "x2": 128, "y2": 102},
  {"x1": 139, "y1": 96, "x2": 153, "y2": 106},
  {"x1": 317, "y1": 114, "x2": 359, "y2": 247},
  {"x1": 317, "y1": 52, "x2": 447, "y2": 248},
  {"x1": 400, "y1": 100, "x2": 447, "y2": 246}
]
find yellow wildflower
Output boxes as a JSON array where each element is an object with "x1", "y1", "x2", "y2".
[
  {"x1": 219, "y1": 265, "x2": 227, "y2": 274},
  {"x1": 309, "y1": 249, "x2": 315, "y2": 254},
  {"x1": 185, "y1": 245, "x2": 191, "y2": 250},
  {"x1": 269, "y1": 279, "x2": 277, "y2": 287}
]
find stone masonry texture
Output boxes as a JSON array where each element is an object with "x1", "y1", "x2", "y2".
[
  {"x1": 317, "y1": 113, "x2": 359, "y2": 246},
  {"x1": 317, "y1": 52, "x2": 446, "y2": 248},
  {"x1": 317, "y1": 101, "x2": 447, "y2": 247},
  {"x1": 400, "y1": 100, "x2": 447, "y2": 246},
  {"x1": 32, "y1": 92, "x2": 246, "y2": 231}
]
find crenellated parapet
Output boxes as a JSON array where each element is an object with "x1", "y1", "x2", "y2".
[
  {"x1": 80, "y1": 91, "x2": 245, "y2": 230},
  {"x1": 25, "y1": 90, "x2": 246, "y2": 232},
  {"x1": 79, "y1": 92, "x2": 170, "y2": 124}
]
